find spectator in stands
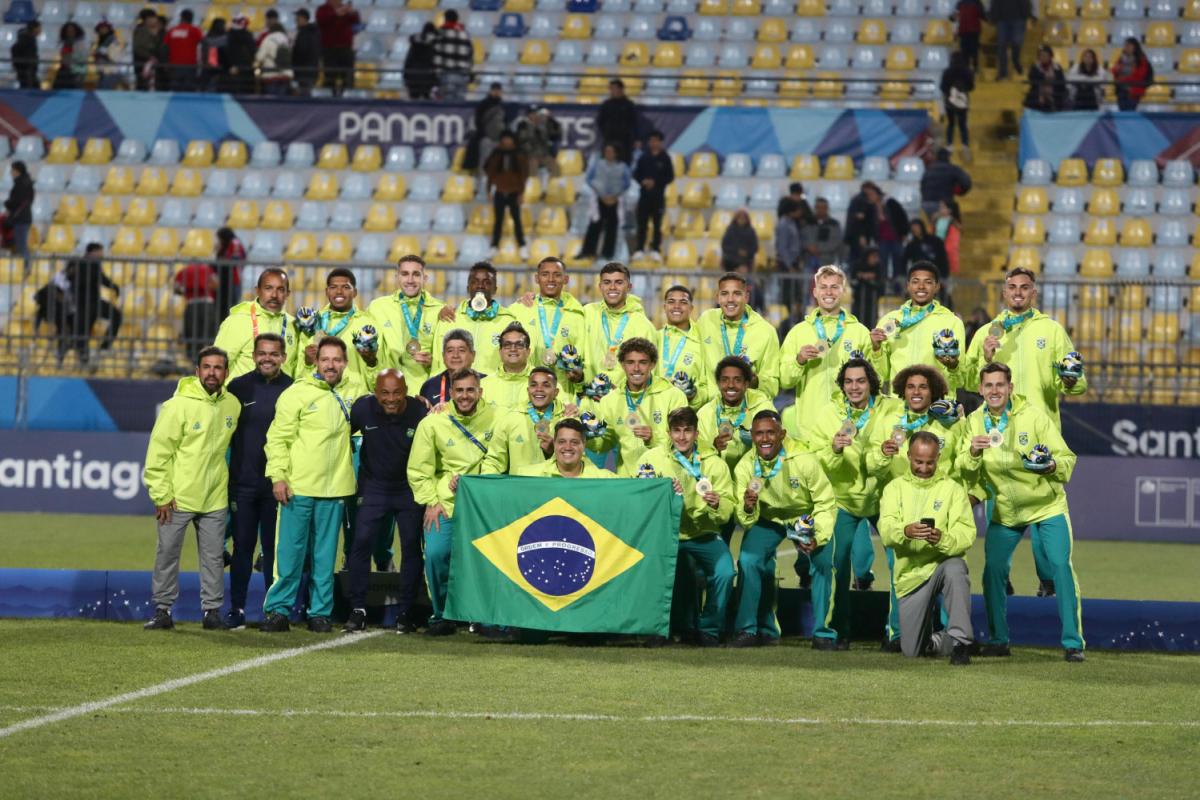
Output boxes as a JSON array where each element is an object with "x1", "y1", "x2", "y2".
[
  {"x1": 1024, "y1": 46, "x2": 1067, "y2": 112},
  {"x1": 850, "y1": 246, "x2": 884, "y2": 327},
  {"x1": 199, "y1": 18, "x2": 228, "y2": 93},
  {"x1": 721, "y1": 209, "x2": 759, "y2": 272},
  {"x1": 403, "y1": 21, "x2": 437, "y2": 100},
  {"x1": 174, "y1": 260, "x2": 218, "y2": 364},
  {"x1": 596, "y1": 79, "x2": 638, "y2": 164},
  {"x1": 255, "y1": 18, "x2": 294, "y2": 95},
  {"x1": 61, "y1": 242, "x2": 122, "y2": 367},
  {"x1": 1067, "y1": 49, "x2": 1104, "y2": 111},
  {"x1": 921, "y1": 147, "x2": 972, "y2": 220},
  {"x1": 952, "y1": 0, "x2": 985, "y2": 73},
  {"x1": 1112, "y1": 37, "x2": 1152, "y2": 112},
  {"x1": 904, "y1": 220, "x2": 951, "y2": 301},
  {"x1": 941, "y1": 51, "x2": 975, "y2": 162},
  {"x1": 484, "y1": 131, "x2": 530, "y2": 260},
  {"x1": 576, "y1": 142, "x2": 632, "y2": 262},
  {"x1": 474, "y1": 83, "x2": 507, "y2": 181},
  {"x1": 316, "y1": 0, "x2": 360, "y2": 96},
  {"x1": 132, "y1": 9, "x2": 164, "y2": 91},
  {"x1": 165, "y1": 9, "x2": 203, "y2": 91},
  {"x1": 12, "y1": 20, "x2": 40, "y2": 89},
  {"x1": 989, "y1": 0, "x2": 1031, "y2": 81},
  {"x1": 933, "y1": 199, "x2": 962, "y2": 278},
  {"x1": 963, "y1": 305, "x2": 990, "y2": 347},
  {"x1": 776, "y1": 182, "x2": 813, "y2": 224},
  {"x1": 292, "y1": 10, "x2": 320, "y2": 95},
  {"x1": 224, "y1": 14, "x2": 256, "y2": 94},
  {"x1": 4, "y1": 161, "x2": 33, "y2": 261},
  {"x1": 632, "y1": 130, "x2": 674, "y2": 262},
  {"x1": 516, "y1": 106, "x2": 561, "y2": 179},
  {"x1": 52, "y1": 22, "x2": 88, "y2": 90},
  {"x1": 432, "y1": 9, "x2": 472, "y2": 102},
  {"x1": 257, "y1": 10, "x2": 279, "y2": 48},
  {"x1": 214, "y1": 227, "x2": 246, "y2": 320},
  {"x1": 93, "y1": 20, "x2": 126, "y2": 90},
  {"x1": 801, "y1": 198, "x2": 845, "y2": 270},
  {"x1": 846, "y1": 182, "x2": 908, "y2": 290},
  {"x1": 775, "y1": 200, "x2": 805, "y2": 306},
  {"x1": 33, "y1": 270, "x2": 71, "y2": 346}
]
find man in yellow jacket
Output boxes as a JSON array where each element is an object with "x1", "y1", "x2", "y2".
[
  {"x1": 482, "y1": 366, "x2": 577, "y2": 474},
  {"x1": 657, "y1": 284, "x2": 710, "y2": 409},
  {"x1": 699, "y1": 356, "x2": 777, "y2": 477},
  {"x1": 957, "y1": 362, "x2": 1085, "y2": 662},
  {"x1": 696, "y1": 272, "x2": 781, "y2": 397},
  {"x1": 367, "y1": 254, "x2": 448, "y2": 390},
  {"x1": 879, "y1": 432, "x2": 976, "y2": 665},
  {"x1": 407, "y1": 368, "x2": 499, "y2": 635},
  {"x1": 516, "y1": 418, "x2": 616, "y2": 478},
  {"x1": 431, "y1": 261, "x2": 516, "y2": 377},
  {"x1": 506, "y1": 257, "x2": 587, "y2": 392},
  {"x1": 869, "y1": 261, "x2": 965, "y2": 391},
  {"x1": 480, "y1": 322, "x2": 535, "y2": 411},
  {"x1": 142, "y1": 346, "x2": 241, "y2": 630},
  {"x1": 581, "y1": 262, "x2": 658, "y2": 385},
  {"x1": 213, "y1": 268, "x2": 297, "y2": 382},
  {"x1": 733, "y1": 410, "x2": 836, "y2": 647},
  {"x1": 291, "y1": 268, "x2": 381, "y2": 390},
  {"x1": 261, "y1": 338, "x2": 364, "y2": 633}
]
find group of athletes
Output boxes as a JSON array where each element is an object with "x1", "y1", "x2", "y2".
[{"x1": 140, "y1": 253, "x2": 1089, "y2": 665}]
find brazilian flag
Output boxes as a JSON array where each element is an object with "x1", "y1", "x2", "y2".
[{"x1": 446, "y1": 475, "x2": 683, "y2": 635}]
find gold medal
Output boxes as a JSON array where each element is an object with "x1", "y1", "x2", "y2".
[
  {"x1": 541, "y1": 350, "x2": 558, "y2": 366},
  {"x1": 470, "y1": 292, "x2": 489, "y2": 313},
  {"x1": 988, "y1": 322, "x2": 1004, "y2": 340},
  {"x1": 626, "y1": 413, "x2": 642, "y2": 429},
  {"x1": 603, "y1": 350, "x2": 617, "y2": 369},
  {"x1": 535, "y1": 421, "x2": 550, "y2": 437},
  {"x1": 882, "y1": 319, "x2": 898, "y2": 337},
  {"x1": 814, "y1": 339, "x2": 829, "y2": 355},
  {"x1": 405, "y1": 338, "x2": 421, "y2": 356},
  {"x1": 988, "y1": 429, "x2": 1005, "y2": 448},
  {"x1": 718, "y1": 421, "x2": 734, "y2": 438},
  {"x1": 748, "y1": 478, "x2": 764, "y2": 493},
  {"x1": 891, "y1": 426, "x2": 906, "y2": 446},
  {"x1": 695, "y1": 477, "x2": 713, "y2": 496},
  {"x1": 838, "y1": 419, "x2": 857, "y2": 439}
]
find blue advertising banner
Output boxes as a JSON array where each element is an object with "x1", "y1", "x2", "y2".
[
  {"x1": 0, "y1": 430, "x2": 151, "y2": 514},
  {"x1": 1019, "y1": 110, "x2": 1200, "y2": 168},
  {"x1": 1062, "y1": 402, "x2": 1200, "y2": 458}
]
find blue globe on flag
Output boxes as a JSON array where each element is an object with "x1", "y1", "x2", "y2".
[{"x1": 516, "y1": 515, "x2": 596, "y2": 596}]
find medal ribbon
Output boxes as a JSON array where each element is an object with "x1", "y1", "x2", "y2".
[
  {"x1": 898, "y1": 300, "x2": 938, "y2": 332},
  {"x1": 720, "y1": 312, "x2": 749, "y2": 358},
  {"x1": 537, "y1": 297, "x2": 564, "y2": 352},
  {"x1": 527, "y1": 404, "x2": 554, "y2": 427},
  {"x1": 898, "y1": 410, "x2": 930, "y2": 433},
  {"x1": 673, "y1": 448, "x2": 704, "y2": 481},
  {"x1": 716, "y1": 399, "x2": 748, "y2": 431},
  {"x1": 813, "y1": 310, "x2": 845, "y2": 348},
  {"x1": 661, "y1": 328, "x2": 688, "y2": 377},
  {"x1": 601, "y1": 311, "x2": 630, "y2": 352},
  {"x1": 400, "y1": 294, "x2": 424, "y2": 342},
  {"x1": 845, "y1": 395, "x2": 875, "y2": 432},
  {"x1": 1001, "y1": 309, "x2": 1034, "y2": 331},
  {"x1": 753, "y1": 447, "x2": 786, "y2": 481},
  {"x1": 983, "y1": 402, "x2": 1011, "y2": 435},
  {"x1": 625, "y1": 379, "x2": 652, "y2": 415},
  {"x1": 319, "y1": 308, "x2": 355, "y2": 338},
  {"x1": 450, "y1": 415, "x2": 488, "y2": 455},
  {"x1": 466, "y1": 299, "x2": 499, "y2": 321}
]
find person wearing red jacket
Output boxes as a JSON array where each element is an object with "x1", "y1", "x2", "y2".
[
  {"x1": 165, "y1": 9, "x2": 204, "y2": 91},
  {"x1": 1112, "y1": 37, "x2": 1152, "y2": 111},
  {"x1": 316, "y1": 0, "x2": 360, "y2": 96}
]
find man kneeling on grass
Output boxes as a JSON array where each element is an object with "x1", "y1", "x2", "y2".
[{"x1": 878, "y1": 431, "x2": 976, "y2": 665}]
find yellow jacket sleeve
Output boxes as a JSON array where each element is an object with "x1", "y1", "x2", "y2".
[
  {"x1": 142, "y1": 400, "x2": 184, "y2": 506},
  {"x1": 263, "y1": 387, "x2": 301, "y2": 485},
  {"x1": 934, "y1": 484, "x2": 976, "y2": 558},
  {"x1": 407, "y1": 416, "x2": 441, "y2": 506}
]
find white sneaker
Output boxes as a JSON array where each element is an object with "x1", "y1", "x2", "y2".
[
  {"x1": 518, "y1": 245, "x2": 529, "y2": 260},
  {"x1": 489, "y1": 246, "x2": 499, "y2": 258},
  {"x1": 632, "y1": 250, "x2": 645, "y2": 261},
  {"x1": 650, "y1": 251, "x2": 663, "y2": 263}
]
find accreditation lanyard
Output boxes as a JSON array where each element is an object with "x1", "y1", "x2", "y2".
[
  {"x1": 753, "y1": 448, "x2": 786, "y2": 483},
  {"x1": 436, "y1": 373, "x2": 449, "y2": 404},
  {"x1": 898, "y1": 410, "x2": 930, "y2": 433},
  {"x1": 1001, "y1": 309, "x2": 1034, "y2": 331},
  {"x1": 813, "y1": 311, "x2": 845, "y2": 348},
  {"x1": 845, "y1": 395, "x2": 875, "y2": 432},
  {"x1": 661, "y1": 328, "x2": 688, "y2": 377},
  {"x1": 250, "y1": 303, "x2": 286, "y2": 339},
  {"x1": 673, "y1": 448, "x2": 704, "y2": 481},
  {"x1": 400, "y1": 294, "x2": 424, "y2": 341},
  {"x1": 898, "y1": 300, "x2": 937, "y2": 332},
  {"x1": 537, "y1": 297, "x2": 564, "y2": 352},
  {"x1": 319, "y1": 308, "x2": 354, "y2": 338},
  {"x1": 317, "y1": 377, "x2": 352, "y2": 426},
  {"x1": 450, "y1": 416, "x2": 488, "y2": 455},
  {"x1": 983, "y1": 403, "x2": 1011, "y2": 435},
  {"x1": 720, "y1": 312, "x2": 749, "y2": 358}
]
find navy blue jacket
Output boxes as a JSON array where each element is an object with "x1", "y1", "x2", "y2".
[
  {"x1": 350, "y1": 394, "x2": 427, "y2": 502},
  {"x1": 633, "y1": 150, "x2": 675, "y2": 205},
  {"x1": 227, "y1": 369, "x2": 293, "y2": 492}
]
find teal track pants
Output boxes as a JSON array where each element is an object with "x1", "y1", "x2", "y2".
[
  {"x1": 983, "y1": 513, "x2": 1084, "y2": 650},
  {"x1": 985, "y1": 494, "x2": 1053, "y2": 585},
  {"x1": 676, "y1": 535, "x2": 736, "y2": 639},
  {"x1": 851, "y1": 518, "x2": 876, "y2": 580},
  {"x1": 264, "y1": 495, "x2": 345, "y2": 618},
  {"x1": 884, "y1": 547, "x2": 901, "y2": 641},
  {"x1": 424, "y1": 513, "x2": 454, "y2": 624},
  {"x1": 733, "y1": 521, "x2": 785, "y2": 638},
  {"x1": 811, "y1": 509, "x2": 879, "y2": 642}
]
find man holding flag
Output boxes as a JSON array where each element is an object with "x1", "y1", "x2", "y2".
[{"x1": 516, "y1": 418, "x2": 616, "y2": 479}]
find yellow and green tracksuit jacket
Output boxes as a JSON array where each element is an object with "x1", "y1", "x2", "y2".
[
  {"x1": 264, "y1": 373, "x2": 363, "y2": 498},
  {"x1": 407, "y1": 404, "x2": 499, "y2": 518},
  {"x1": 698, "y1": 388, "x2": 778, "y2": 474},
  {"x1": 142, "y1": 376, "x2": 241, "y2": 512},
  {"x1": 505, "y1": 292, "x2": 588, "y2": 392},
  {"x1": 213, "y1": 299, "x2": 298, "y2": 383},
  {"x1": 866, "y1": 408, "x2": 968, "y2": 486},
  {"x1": 515, "y1": 459, "x2": 616, "y2": 478},
  {"x1": 581, "y1": 296, "x2": 659, "y2": 385},
  {"x1": 656, "y1": 322, "x2": 711, "y2": 409},
  {"x1": 696, "y1": 307, "x2": 782, "y2": 398},
  {"x1": 588, "y1": 378, "x2": 689, "y2": 476},
  {"x1": 955, "y1": 394, "x2": 1076, "y2": 528},
  {"x1": 878, "y1": 472, "x2": 977, "y2": 597},
  {"x1": 431, "y1": 299, "x2": 516, "y2": 377},
  {"x1": 733, "y1": 437, "x2": 837, "y2": 543},
  {"x1": 291, "y1": 304, "x2": 382, "y2": 391},
  {"x1": 480, "y1": 363, "x2": 535, "y2": 412},
  {"x1": 872, "y1": 300, "x2": 966, "y2": 391},
  {"x1": 961, "y1": 308, "x2": 1087, "y2": 428},
  {"x1": 367, "y1": 290, "x2": 446, "y2": 389},
  {"x1": 796, "y1": 393, "x2": 905, "y2": 519},
  {"x1": 481, "y1": 401, "x2": 572, "y2": 475},
  {"x1": 640, "y1": 445, "x2": 735, "y2": 540},
  {"x1": 779, "y1": 307, "x2": 874, "y2": 426}
]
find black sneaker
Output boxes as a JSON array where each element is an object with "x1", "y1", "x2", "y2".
[
  {"x1": 727, "y1": 632, "x2": 759, "y2": 648},
  {"x1": 811, "y1": 637, "x2": 837, "y2": 651},
  {"x1": 1037, "y1": 579, "x2": 1056, "y2": 598},
  {"x1": 949, "y1": 643, "x2": 971, "y2": 666},
  {"x1": 835, "y1": 638, "x2": 850, "y2": 651},
  {"x1": 476, "y1": 625, "x2": 516, "y2": 642},
  {"x1": 224, "y1": 609, "x2": 246, "y2": 630},
  {"x1": 643, "y1": 635, "x2": 669, "y2": 649},
  {"x1": 143, "y1": 608, "x2": 174, "y2": 631},
  {"x1": 260, "y1": 612, "x2": 290, "y2": 633},
  {"x1": 979, "y1": 643, "x2": 1011, "y2": 657},
  {"x1": 395, "y1": 622, "x2": 419, "y2": 635},
  {"x1": 853, "y1": 575, "x2": 875, "y2": 592},
  {"x1": 1005, "y1": 579, "x2": 1015, "y2": 597},
  {"x1": 308, "y1": 616, "x2": 332, "y2": 633},
  {"x1": 202, "y1": 609, "x2": 227, "y2": 630},
  {"x1": 1064, "y1": 648, "x2": 1085, "y2": 663},
  {"x1": 343, "y1": 609, "x2": 367, "y2": 633},
  {"x1": 879, "y1": 639, "x2": 902, "y2": 653},
  {"x1": 424, "y1": 620, "x2": 457, "y2": 637},
  {"x1": 697, "y1": 632, "x2": 720, "y2": 648},
  {"x1": 758, "y1": 634, "x2": 780, "y2": 647}
]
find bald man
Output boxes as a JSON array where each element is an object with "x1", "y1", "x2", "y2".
[{"x1": 344, "y1": 370, "x2": 429, "y2": 633}]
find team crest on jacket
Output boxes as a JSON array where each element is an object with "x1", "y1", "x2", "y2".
[
  {"x1": 844, "y1": 341, "x2": 853, "y2": 353},
  {"x1": 561, "y1": 326, "x2": 570, "y2": 336},
  {"x1": 933, "y1": 500, "x2": 943, "y2": 511},
  {"x1": 937, "y1": 436, "x2": 946, "y2": 449},
  {"x1": 1036, "y1": 338, "x2": 1046, "y2": 349},
  {"x1": 789, "y1": 477, "x2": 800, "y2": 489},
  {"x1": 1019, "y1": 432, "x2": 1029, "y2": 446},
  {"x1": 225, "y1": 416, "x2": 234, "y2": 429},
  {"x1": 406, "y1": 428, "x2": 415, "y2": 437},
  {"x1": 683, "y1": 353, "x2": 694, "y2": 366},
  {"x1": 192, "y1": 422, "x2": 201, "y2": 430},
  {"x1": 653, "y1": 411, "x2": 663, "y2": 425},
  {"x1": 423, "y1": 323, "x2": 432, "y2": 334}
]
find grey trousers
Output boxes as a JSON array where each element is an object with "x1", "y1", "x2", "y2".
[
  {"x1": 899, "y1": 557, "x2": 973, "y2": 658},
  {"x1": 151, "y1": 509, "x2": 226, "y2": 612}
]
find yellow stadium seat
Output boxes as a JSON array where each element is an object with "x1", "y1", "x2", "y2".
[
  {"x1": 54, "y1": 195, "x2": 87, "y2": 224},
  {"x1": 1074, "y1": 21, "x2": 1107, "y2": 47},
  {"x1": 1119, "y1": 218, "x2": 1153, "y2": 247},
  {"x1": 824, "y1": 155, "x2": 855, "y2": 180},
  {"x1": 713, "y1": 72, "x2": 743, "y2": 98},
  {"x1": 758, "y1": 18, "x2": 787, "y2": 43},
  {"x1": 523, "y1": 176, "x2": 543, "y2": 204},
  {"x1": 261, "y1": 200, "x2": 294, "y2": 230},
  {"x1": 796, "y1": 0, "x2": 824, "y2": 14},
  {"x1": 1087, "y1": 188, "x2": 1120, "y2": 216},
  {"x1": 101, "y1": 166, "x2": 135, "y2": 195},
  {"x1": 467, "y1": 205, "x2": 493, "y2": 236},
  {"x1": 1187, "y1": 0, "x2": 1200, "y2": 19},
  {"x1": 319, "y1": 234, "x2": 352, "y2": 262},
  {"x1": 441, "y1": 175, "x2": 475, "y2": 203},
  {"x1": 146, "y1": 228, "x2": 180, "y2": 258},
  {"x1": 182, "y1": 140, "x2": 214, "y2": 167},
  {"x1": 620, "y1": 42, "x2": 649, "y2": 68},
  {"x1": 654, "y1": 43, "x2": 684, "y2": 68},
  {"x1": 750, "y1": 44, "x2": 781, "y2": 69},
  {"x1": 1056, "y1": 158, "x2": 1088, "y2": 186},
  {"x1": 536, "y1": 207, "x2": 568, "y2": 235},
  {"x1": 79, "y1": 138, "x2": 113, "y2": 165},
  {"x1": 214, "y1": 140, "x2": 247, "y2": 168},
  {"x1": 785, "y1": 44, "x2": 816, "y2": 70},
  {"x1": 1179, "y1": 49, "x2": 1200, "y2": 74},
  {"x1": 706, "y1": 209, "x2": 734, "y2": 239},
  {"x1": 374, "y1": 174, "x2": 406, "y2": 201},
  {"x1": 227, "y1": 199, "x2": 260, "y2": 229},
  {"x1": 38, "y1": 225, "x2": 75, "y2": 254},
  {"x1": 811, "y1": 74, "x2": 843, "y2": 99},
  {"x1": 1045, "y1": 0, "x2": 1074, "y2": 17},
  {"x1": 1091, "y1": 158, "x2": 1124, "y2": 186},
  {"x1": 1083, "y1": 218, "x2": 1117, "y2": 246},
  {"x1": 110, "y1": 226, "x2": 145, "y2": 257},
  {"x1": 779, "y1": 80, "x2": 810, "y2": 99},
  {"x1": 1074, "y1": 312, "x2": 1105, "y2": 341},
  {"x1": 388, "y1": 236, "x2": 422, "y2": 264},
  {"x1": 362, "y1": 203, "x2": 396, "y2": 233},
  {"x1": 678, "y1": 72, "x2": 709, "y2": 97},
  {"x1": 732, "y1": 0, "x2": 760, "y2": 13},
  {"x1": 498, "y1": 207, "x2": 534, "y2": 238},
  {"x1": 46, "y1": 137, "x2": 78, "y2": 164},
  {"x1": 1043, "y1": 21, "x2": 1073, "y2": 46},
  {"x1": 673, "y1": 210, "x2": 707, "y2": 238},
  {"x1": 350, "y1": 144, "x2": 381, "y2": 172},
  {"x1": 528, "y1": 238, "x2": 559, "y2": 264},
  {"x1": 1016, "y1": 187, "x2": 1049, "y2": 214},
  {"x1": 122, "y1": 197, "x2": 157, "y2": 226},
  {"x1": 700, "y1": 241, "x2": 724, "y2": 270},
  {"x1": 749, "y1": 210, "x2": 774, "y2": 241},
  {"x1": 688, "y1": 153, "x2": 719, "y2": 179},
  {"x1": 1008, "y1": 247, "x2": 1041, "y2": 273},
  {"x1": 88, "y1": 196, "x2": 123, "y2": 225},
  {"x1": 1118, "y1": 284, "x2": 1147, "y2": 310},
  {"x1": 885, "y1": 46, "x2": 916, "y2": 71},
  {"x1": 1012, "y1": 216, "x2": 1046, "y2": 245},
  {"x1": 1079, "y1": 249, "x2": 1114, "y2": 277},
  {"x1": 1113, "y1": 312, "x2": 1143, "y2": 342},
  {"x1": 1076, "y1": 285, "x2": 1110, "y2": 310},
  {"x1": 505, "y1": 0, "x2": 534, "y2": 10},
  {"x1": 170, "y1": 168, "x2": 204, "y2": 197},
  {"x1": 136, "y1": 167, "x2": 168, "y2": 196},
  {"x1": 544, "y1": 177, "x2": 576, "y2": 206},
  {"x1": 556, "y1": 150, "x2": 584, "y2": 177},
  {"x1": 520, "y1": 40, "x2": 551, "y2": 66},
  {"x1": 1144, "y1": 22, "x2": 1176, "y2": 48},
  {"x1": 284, "y1": 232, "x2": 318, "y2": 261},
  {"x1": 562, "y1": 14, "x2": 591, "y2": 39},
  {"x1": 317, "y1": 144, "x2": 349, "y2": 170},
  {"x1": 1149, "y1": 312, "x2": 1181, "y2": 342},
  {"x1": 790, "y1": 154, "x2": 820, "y2": 180},
  {"x1": 680, "y1": 181, "x2": 712, "y2": 209},
  {"x1": 306, "y1": 172, "x2": 339, "y2": 201},
  {"x1": 858, "y1": 20, "x2": 887, "y2": 45},
  {"x1": 924, "y1": 20, "x2": 953, "y2": 45},
  {"x1": 698, "y1": 0, "x2": 728, "y2": 14},
  {"x1": 180, "y1": 228, "x2": 215, "y2": 259},
  {"x1": 471, "y1": 39, "x2": 487, "y2": 65},
  {"x1": 424, "y1": 235, "x2": 457, "y2": 266},
  {"x1": 1079, "y1": 0, "x2": 1110, "y2": 18},
  {"x1": 666, "y1": 241, "x2": 699, "y2": 269}
]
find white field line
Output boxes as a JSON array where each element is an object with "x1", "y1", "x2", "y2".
[
  {"x1": 0, "y1": 704, "x2": 1196, "y2": 729},
  {"x1": 0, "y1": 631, "x2": 384, "y2": 740}
]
